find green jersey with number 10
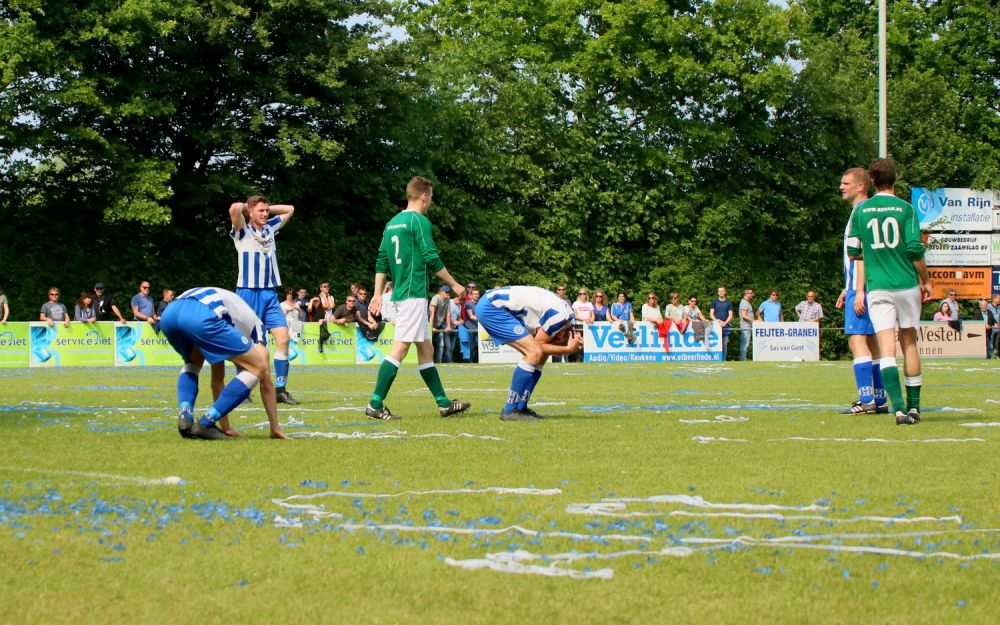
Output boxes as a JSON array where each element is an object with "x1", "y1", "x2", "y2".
[
  {"x1": 375, "y1": 209, "x2": 446, "y2": 301},
  {"x1": 846, "y1": 193, "x2": 925, "y2": 291}
]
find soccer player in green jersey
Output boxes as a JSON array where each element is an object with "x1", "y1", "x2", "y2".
[
  {"x1": 846, "y1": 158, "x2": 933, "y2": 425},
  {"x1": 364, "y1": 176, "x2": 471, "y2": 420}
]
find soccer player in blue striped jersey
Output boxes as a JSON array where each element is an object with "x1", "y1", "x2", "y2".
[
  {"x1": 475, "y1": 286, "x2": 583, "y2": 421},
  {"x1": 835, "y1": 167, "x2": 888, "y2": 415},
  {"x1": 229, "y1": 195, "x2": 299, "y2": 405},
  {"x1": 160, "y1": 287, "x2": 288, "y2": 440}
]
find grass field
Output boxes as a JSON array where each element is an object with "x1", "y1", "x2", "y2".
[{"x1": 2, "y1": 360, "x2": 999, "y2": 625}]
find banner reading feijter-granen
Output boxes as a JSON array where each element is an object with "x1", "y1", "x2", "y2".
[{"x1": 752, "y1": 322, "x2": 820, "y2": 361}]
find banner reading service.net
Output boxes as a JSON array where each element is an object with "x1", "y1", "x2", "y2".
[{"x1": 584, "y1": 321, "x2": 724, "y2": 363}]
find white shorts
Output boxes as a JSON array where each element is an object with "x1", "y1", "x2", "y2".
[
  {"x1": 868, "y1": 286, "x2": 922, "y2": 333},
  {"x1": 392, "y1": 298, "x2": 429, "y2": 343}
]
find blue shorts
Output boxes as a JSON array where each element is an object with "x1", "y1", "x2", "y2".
[
  {"x1": 475, "y1": 298, "x2": 531, "y2": 345},
  {"x1": 160, "y1": 299, "x2": 253, "y2": 365},
  {"x1": 844, "y1": 291, "x2": 875, "y2": 335},
  {"x1": 236, "y1": 287, "x2": 286, "y2": 332}
]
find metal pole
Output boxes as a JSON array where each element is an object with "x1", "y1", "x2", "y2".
[{"x1": 878, "y1": 0, "x2": 887, "y2": 157}]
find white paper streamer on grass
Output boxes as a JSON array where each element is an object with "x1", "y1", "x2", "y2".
[
  {"x1": 775, "y1": 436, "x2": 985, "y2": 444},
  {"x1": 692, "y1": 436, "x2": 749, "y2": 444},
  {"x1": 599, "y1": 494, "x2": 830, "y2": 512},
  {"x1": 959, "y1": 422, "x2": 1000, "y2": 428},
  {"x1": 682, "y1": 535, "x2": 1000, "y2": 561},
  {"x1": 679, "y1": 415, "x2": 749, "y2": 424},
  {"x1": 287, "y1": 430, "x2": 504, "y2": 441},
  {"x1": 565, "y1": 502, "x2": 962, "y2": 524},
  {"x1": 0, "y1": 465, "x2": 187, "y2": 486},
  {"x1": 444, "y1": 550, "x2": 615, "y2": 579}
]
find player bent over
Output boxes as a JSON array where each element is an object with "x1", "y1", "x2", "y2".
[
  {"x1": 476, "y1": 286, "x2": 583, "y2": 421},
  {"x1": 846, "y1": 158, "x2": 933, "y2": 425},
  {"x1": 160, "y1": 287, "x2": 289, "y2": 440}
]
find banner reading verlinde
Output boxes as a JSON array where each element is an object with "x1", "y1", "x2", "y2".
[
  {"x1": 583, "y1": 321, "x2": 724, "y2": 362},
  {"x1": 752, "y1": 322, "x2": 820, "y2": 361}
]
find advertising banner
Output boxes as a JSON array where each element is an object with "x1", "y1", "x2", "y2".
[
  {"x1": 478, "y1": 328, "x2": 522, "y2": 364},
  {"x1": 992, "y1": 234, "x2": 1000, "y2": 266},
  {"x1": 583, "y1": 321, "x2": 724, "y2": 363},
  {"x1": 752, "y1": 322, "x2": 820, "y2": 362},
  {"x1": 927, "y1": 267, "x2": 991, "y2": 299},
  {"x1": 115, "y1": 322, "x2": 181, "y2": 366},
  {"x1": 895, "y1": 321, "x2": 986, "y2": 359},
  {"x1": 0, "y1": 323, "x2": 30, "y2": 368},
  {"x1": 354, "y1": 323, "x2": 417, "y2": 365},
  {"x1": 29, "y1": 321, "x2": 114, "y2": 367},
  {"x1": 923, "y1": 233, "x2": 991, "y2": 266},
  {"x1": 993, "y1": 268, "x2": 1000, "y2": 296},
  {"x1": 292, "y1": 322, "x2": 356, "y2": 366},
  {"x1": 912, "y1": 187, "x2": 994, "y2": 232}
]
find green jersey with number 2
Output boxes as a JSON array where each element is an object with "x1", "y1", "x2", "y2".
[
  {"x1": 375, "y1": 209, "x2": 446, "y2": 301},
  {"x1": 846, "y1": 193, "x2": 925, "y2": 291}
]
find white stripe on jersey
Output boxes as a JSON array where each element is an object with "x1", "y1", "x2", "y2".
[
  {"x1": 178, "y1": 287, "x2": 264, "y2": 344},
  {"x1": 484, "y1": 286, "x2": 573, "y2": 335},
  {"x1": 231, "y1": 215, "x2": 284, "y2": 289},
  {"x1": 843, "y1": 203, "x2": 862, "y2": 293}
]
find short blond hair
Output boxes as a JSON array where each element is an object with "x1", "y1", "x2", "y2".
[{"x1": 406, "y1": 176, "x2": 433, "y2": 200}]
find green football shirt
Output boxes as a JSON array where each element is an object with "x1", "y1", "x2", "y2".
[
  {"x1": 375, "y1": 209, "x2": 446, "y2": 301},
  {"x1": 846, "y1": 193, "x2": 925, "y2": 291}
]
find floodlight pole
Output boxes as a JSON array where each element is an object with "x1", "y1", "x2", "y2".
[{"x1": 878, "y1": 0, "x2": 887, "y2": 157}]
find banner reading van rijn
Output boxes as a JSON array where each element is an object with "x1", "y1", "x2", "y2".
[
  {"x1": 354, "y1": 323, "x2": 418, "y2": 365},
  {"x1": 583, "y1": 321, "x2": 724, "y2": 363},
  {"x1": 912, "y1": 187, "x2": 994, "y2": 232},
  {"x1": 115, "y1": 322, "x2": 181, "y2": 366},
  {"x1": 292, "y1": 322, "x2": 355, "y2": 366},
  {"x1": 752, "y1": 322, "x2": 820, "y2": 362},
  {"x1": 0, "y1": 323, "x2": 30, "y2": 368},
  {"x1": 29, "y1": 321, "x2": 114, "y2": 368}
]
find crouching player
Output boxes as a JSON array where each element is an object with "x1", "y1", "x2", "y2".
[
  {"x1": 476, "y1": 286, "x2": 583, "y2": 421},
  {"x1": 160, "y1": 287, "x2": 289, "y2": 440}
]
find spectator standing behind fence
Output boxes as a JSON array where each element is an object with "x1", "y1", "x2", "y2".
[
  {"x1": 74, "y1": 292, "x2": 96, "y2": 322},
  {"x1": 592, "y1": 291, "x2": 609, "y2": 322},
  {"x1": 448, "y1": 292, "x2": 463, "y2": 362},
  {"x1": 572, "y1": 288, "x2": 594, "y2": 327},
  {"x1": 739, "y1": 289, "x2": 755, "y2": 361},
  {"x1": 990, "y1": 295, "x2": 1000, "y2": 358},
  {"x1": 979, "y1": 300, "x2": 995, "y2": 358},
  {"x1": 939, "y1": 290, "x2": 961, "y2": 331},
  {"x1": 463, "y1": 287, "x2": 480, "y2": 363},
  {"x1": 642, "y1": 293, "x2": 663, "y2": 322},
  {"x1": 93, "y1": 283, "x2": 125, "y2": 323},
  {"x1": 332, "y1": 295, "x2": 357, "y2": 326},
  {"x1": 131, "y1": 280, "x2": 158, "y2": 325},
  {"x1": 295, "y1": 288, "x2": 310, "y2": 322},
  {"x1": 429, "y1": 285, "x2": 452, "y2": 363},
  {"x1": 610, "y1": 291, "x2": 636, "y2": 344},
  {"x1": 794, "y1": 291, "x2": 824, "y2": 323},
  {"x1": 157, "y1": 289, "x2": 174, "y2": 318},
  {"x1": 710, "y1": 287, "x2": 734, "y2": 359},
  {"x1": 663, "y1": 292, "x2": 684, "y2": 326},
  {"x1": 317, "y1": 282, "x2": 335, "y2": 322},
  {"x1": 757, "y1": 290, "x2": 783, "y2": 322},
  {"x1": 0, "y1": 288, "x2": 8, "y2": 323},
  {"x1": 40, "y1": 287, "x2": 70, "y2": 328},
  {"x1": 933, "y1": 302, "x2": 952, "y2": 321},
  {"x1": 280, "y1": 288, "x2": 301, "y2": 326}
]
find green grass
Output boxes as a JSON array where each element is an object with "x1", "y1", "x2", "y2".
[{"x1": 1, "y1": 360, "x2": 998, "y2": 625}]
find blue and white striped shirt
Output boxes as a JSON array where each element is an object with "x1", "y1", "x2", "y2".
[
  {"x1": 178, "y1": 287, "x2": 264, "y2": 344},
  {"x1": 231, "y1": 215, "x2": 284, "y2": 289},
  {"x1": 483, "y1": 286, "x2": 573, "y2": 336},
  {"x1": 843, "y1": 201, "x2": 864, "y2": 294}
]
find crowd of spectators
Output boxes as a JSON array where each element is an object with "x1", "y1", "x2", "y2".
[{"x1": 8, "y1": 281, "x2": 1000, "y2": 362}]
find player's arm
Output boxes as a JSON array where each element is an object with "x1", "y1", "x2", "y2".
[
  {"x1": 1, "y1": 300, "x2": 8, "y2": 323},
  {"x1": 536, "y1": 327, "x2": 582, "y2": 356},
  {"x1": 229, "y1": 202, "x2": 247, "y2": 231},
  {"x1": 913, "y1": 259, "x2": 933, "y2": 302},
  {"x1": 269, "y1": 203, "x2": 294, "y2": 228},
  {"x1": 111, "y1": 304, "x2": 125, "y2": 323},
  {"x1": 253, "y1": 345, "x2": 289, "y2": 440},
  {"x1": 434, "y1": 268, "x2": 464, "y2": 299}
]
